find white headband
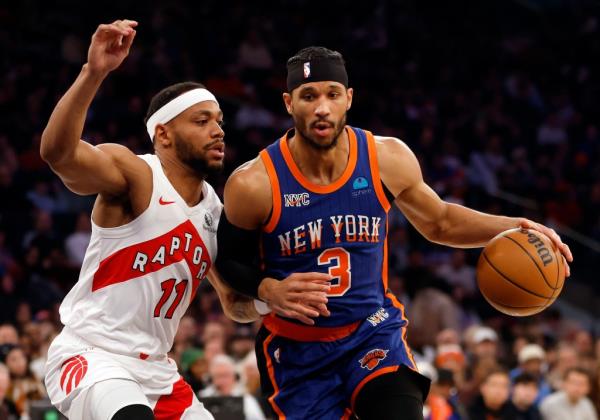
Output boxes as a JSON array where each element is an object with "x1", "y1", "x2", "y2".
[{"x1": 146, "y1": 88, "x2": 219, "y2": 140}]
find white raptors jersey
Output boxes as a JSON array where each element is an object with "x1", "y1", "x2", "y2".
[{"x1": 59, "y1": 154, "x2": 221, "y2": 357}]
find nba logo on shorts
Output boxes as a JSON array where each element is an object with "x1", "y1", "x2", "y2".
[{"x1": 303, "y1": 62, "x2": 311, "y2": 78}]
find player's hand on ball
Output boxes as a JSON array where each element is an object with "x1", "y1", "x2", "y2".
[
  {"x1": 520, "y1": 219, "x2": 572, "y2": 276},
  {"x1": 87, "y1": 19, "x2": 138, "y2": 76},
  {"x1": 258, "y1": 273, "x2": 332, "y2": 325}
]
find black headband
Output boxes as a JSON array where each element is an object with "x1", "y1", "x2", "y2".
[{"x1": 286, "y1": 58, "x2": 348, "y2": 92}]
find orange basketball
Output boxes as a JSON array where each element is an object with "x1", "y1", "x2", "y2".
[{"x1": 476, "y1": 228, "x2": 566, "y2": 316}]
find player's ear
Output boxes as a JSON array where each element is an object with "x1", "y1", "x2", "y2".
[
  {"x1": 155, "y1": 124, "x2": 171, "y2": 147},
  {"x1": 346, "y1": 87, "x2": 353, "y2": 111},
  {"x1": 283, "y1": 92, "x2": 293, "y2": 115}
]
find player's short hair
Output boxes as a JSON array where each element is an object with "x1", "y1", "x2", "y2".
[
  {"x1": 144, "y1": 81, "x2": 207, "y2": 125},
  {"x1": 286, "y1": 46, "x2": 345, "y2": 68}
]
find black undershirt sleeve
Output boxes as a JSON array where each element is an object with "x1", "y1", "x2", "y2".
[
  {"x1": 215, "y1": 208, "x2": 264, "y2": 299},
  {"x1": 383, "y1": 181, "x2": 396, "y2": 205}
]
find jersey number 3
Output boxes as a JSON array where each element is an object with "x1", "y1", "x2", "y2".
[{"x1": 317, "y1": 247, "x2": 351, "y2": 296}]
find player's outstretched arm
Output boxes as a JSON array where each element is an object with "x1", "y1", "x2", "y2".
[
  {"x1": 376, "y1": 136, "x2": 572, "y2": 274},
  {"x1": 40, "y1": 20, "x2": 142, "y2": 197},
  {"x1": 206, "y1": 269, "x2": 260, "y2": 323},
  {"x1": 216, "y1": 158, "x2": 331, "y2": 325}
]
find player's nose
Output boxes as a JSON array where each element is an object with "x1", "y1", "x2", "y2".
[
  {"x1": 211, "y1": 121, "x2": 225, "y2": 138},
  {"x1": 314, "y1": 98, "x2": 331, "y2": 117}
]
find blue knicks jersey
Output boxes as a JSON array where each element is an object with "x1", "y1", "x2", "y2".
[{"x1": 259, "y1": 126, "x2": 392, "y2": 327}]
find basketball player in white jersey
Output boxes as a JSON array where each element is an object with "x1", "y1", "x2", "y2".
[{"x1": 41, "y1": 19, "x2": 260, "y2": 420}]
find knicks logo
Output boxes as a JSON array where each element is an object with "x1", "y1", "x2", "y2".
[
  {"x1": 359, "y1": 349, "x2": 389, "y2": 370},
  {"x1": 60, "y1": 355, "x2": 88, "y2": 395}
]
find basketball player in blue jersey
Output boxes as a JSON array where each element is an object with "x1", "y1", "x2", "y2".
[{"x1": 216, "y1": 47, "x2": 573, "y2": 419}]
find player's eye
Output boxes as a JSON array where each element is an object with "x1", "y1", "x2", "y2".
[
  {"x1": 195, "y1": 120, "x2": 208, "y2": 126},
  {"x1": 302, "y1": 94, "x2": 314, "y2": 101},
  {"x1": 217, "y1": 120, "x2": 225, "y2": 127}
]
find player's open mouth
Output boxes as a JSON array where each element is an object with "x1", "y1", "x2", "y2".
[
  {"x1": 312, "y1": 122, "x2": 333, "y2": 137},
  {"x1": 207, "y1": 143, "x2": 225, "y2": 159}
]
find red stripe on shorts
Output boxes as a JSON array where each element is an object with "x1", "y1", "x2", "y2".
[{"x1": 153, "y1": 377, "x2": 193, "y2": 420}]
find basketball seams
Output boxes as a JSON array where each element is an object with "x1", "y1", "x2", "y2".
[
  {"x1": 502, "y1": 236, "x2": 556, "y2": 290},
  {"x1": 482, "y1": 252, "x2": 552, "y2": 299}
]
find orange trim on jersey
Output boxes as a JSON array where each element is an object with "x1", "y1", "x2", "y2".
[
  {"x1": 365, "y1": 130, "x2": 392, "y2": 212},
  {"x1": 279, "y1": 127, "x2": 358, "y2": 194},
  {"x1": 386, "y1": 292, "x2": 418, "y2": 370},
  {"x1": 382, "y1": 218, "x2": 417, "y2": 370},
  {"x1": 350, "y1": 365, "x2": 399, "y2": 410},
  {"x1": 263, "y1": 333, "x2": 286, "y2": 419},
  {"x1": 260, "y1": 150, "x2": 282, "y2": 233},
  {"x1": 263, "y1": 313, "x2": 360, "y2": 342},
  {"x1": 382, "y1": 219, "x2": 390, "y2": 291},
  {"x1": 341, "y1": 408, "x2": 353, "y2": 419}
]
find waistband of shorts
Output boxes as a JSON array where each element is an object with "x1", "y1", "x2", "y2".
[
  {"x1": 61, "y1": 326, "x2": 167, "y2": 361},
  {"x1": 262, "y1": 313, "x2": 360, "y2": 342}
]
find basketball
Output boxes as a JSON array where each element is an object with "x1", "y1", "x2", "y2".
[{"x1": 476, "y1": 228, "x2": 566, "y2": 317}]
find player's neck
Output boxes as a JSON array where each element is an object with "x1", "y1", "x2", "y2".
[
  {"x1": 288, "y1": 129, "x2": 350, "y2": 185},
  {"x1": 157, "y1": 153, "x2": 205, "y2": 206}
]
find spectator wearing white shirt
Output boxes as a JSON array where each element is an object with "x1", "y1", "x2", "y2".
[
  {"x1": 540, "y1": 367, "x2": 597, "y2": 420},
  {"x1": 199, "y1": 354, "x2": 266, "y2": 420}
]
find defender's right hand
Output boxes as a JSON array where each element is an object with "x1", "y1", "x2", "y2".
[
  {"x1": 258, "y1": 273, "x2": 332, "y2": 325},
  {"x1": 87, "y1": 19, "x2": 137, "y2": 76}
]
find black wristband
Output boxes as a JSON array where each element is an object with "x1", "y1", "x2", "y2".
[{"x1": 215, "y1": 209, "x2": 264, "y2": 299}]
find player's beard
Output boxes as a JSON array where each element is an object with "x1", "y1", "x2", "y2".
[
  {"x1": 294, "y1": 113, "x2": 347, "y2": 151},
  {"x1": 174, "y1": 135, "x2": 224, "y2": 177}
]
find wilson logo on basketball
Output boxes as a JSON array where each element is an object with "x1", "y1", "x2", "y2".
[
  {"x1": 358, "y1": 349, "x2": 389, "y2": 370},
  {"x1": 60, "y1": 355, "x2": 88, "y2": 395},
  {"x1": 526, "y1": 232, "x2": 553, "y2": 266}
]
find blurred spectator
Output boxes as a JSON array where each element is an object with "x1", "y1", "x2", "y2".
[
  {"x1": 436, "y1": 249, "x2": 477, "y2": 296},
  {"x1": 0, "y1": 344, "x2": 46, "y2": 418},
  {"x1": 435, "y1": 344, "x2": 467, "y2": 390},
  {"x1": 0, "y1": 325, "x2": 18, "y2": 346},
  {"x1": 546, "y1": 343, "x2": 579, "y2": 391},
  {"x1": 468, "y1": 326, "x2": 500, "y2": 361},
  {"x1": 25, "y1": 181, "x2": 58, "y2": 214},
  {"x1": 404, "y1": 251, "x2": 461, "y2": 350},
  {"x1": 234, "y1": 93, "x2": 276, "y2": 130},
  {"x1": 539, "y1": 367, "x2": 597, "y2": 420},
  {"x1": 181, "y1": 348, "x2": 207, "y2": 394},
  {"x1": 227, "y1": 325, "x2": 255, "y2": 361},
  {"x1": 505, "y1": 372, "x2": 542, "y2": 420},
  {"x1": 240, "y1": 351, "x2": 262, "y2": 401},
  {"x1": 199, "y1": 354, "x2": 266, "y2": 420},
  {"x1": 537, "y1": 113, "x2": 567, "y2": 146},
  {"x1": 64, "y1": 211, "x2": 91, "y2": 266},
  {"x1": 510, "y1": 344, "x2": 552, "y2": 405},
  {"x1": 0, "y1": 363, "x2": 18, "y2": 419},
  {"x1": 468, "y1": 369, "x2": 511, "y2": 420},
  {"x1": 426, "y1": 367, "x2": 469, "y2": 420}
]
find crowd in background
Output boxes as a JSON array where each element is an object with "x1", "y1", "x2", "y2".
[{"x1": 1, "y1": 0, "x2": 599, "y2": 418}]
